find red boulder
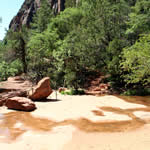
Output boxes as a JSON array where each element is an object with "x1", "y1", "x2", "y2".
[
  {"x1": 28, "y1": 77, "x2": 53, "y2": 101},
  {"x1": 5, "y1": 97, "x2": 36, "y2": 111}
]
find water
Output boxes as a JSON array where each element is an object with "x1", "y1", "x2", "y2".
[{"x1": 0, "y1": 96, "x2": 150, "y2": 142}]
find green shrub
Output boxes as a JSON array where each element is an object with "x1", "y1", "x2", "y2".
[
  {"x1": 122, "y1": 88, "x2": 150, "y2": 96},
  {"x1": 0, "y1": 60, "x2": 22, "y2": 81},
  {"x1": 121, "y1": 34, "x2": 150, "y2": 86},
  {"x1": 60, "y1": 89, "x2": 85, "y2": 95}
]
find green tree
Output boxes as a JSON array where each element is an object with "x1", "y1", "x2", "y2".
[
  {"x1": 126, "y1": 0, "x2": 150, "y2": 43},
  {"x1": 65, "y1": 0, "x2": 76, "y2": 8},
  {"x1": 62, "y1": 0, "x2": 129, "y2": 78},
  {"x1": 53, "y1": 0, "x2": 130, "y2": 88},
  {"x1": 6, "y1": 27, "x2": 28, "y2": 73},
  {"x1": 31, "y1": 0, "x2": 53, "y2": 33},
  {"x1": 0, "y1": 40, "x2": 23, "y2": 81},
  {"x1": 26, "y1": 0, "x2": 131, "y2": 90},
  {"x1": 125, "y1": 0, "x2": 136, "y2": 6},
  {"x1": 27, "y1": 29, "x2": 59, "y2": 81},
  {"x1": 50, "y1": 8, "x2": 84, "y2": 89},
  {"x1": 27, "y1": 7, "x2": 83, "y2": 85},
  {"x1": 121, "y1": 34, "x2": 150, "y2": 86},
  {"x1": 0, "y1": 60, "x2": 22, "y2": 81},
  {"x1": 52, "y1": 0, "x2": 129, "y2": 88}
]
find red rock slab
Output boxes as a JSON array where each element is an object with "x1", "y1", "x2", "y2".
[{"x1": 5, "y1": 97, "x2": 36, "y2": 111}]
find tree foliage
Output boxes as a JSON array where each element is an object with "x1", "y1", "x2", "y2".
[
  {"x1": 121, "y1": 34, "x2": 150, "y2": 86},
  {"x1": 65, "y1": 0, "x2": 77, "y2": 8},
  {"x1": 31, "y1": 0, "x2": 53, "y2": 33},
  {"x1": 6, "y1": 27, "x2": 28, "y2": 73},
  {"x1": 1, "y1": 0, "x2": 150, "y2": 93},
  {"x1": 126, "y1": 0, "x2": 150, "y2": 43}
]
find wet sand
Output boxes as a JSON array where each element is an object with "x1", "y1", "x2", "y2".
[
  {"x1": 63, "y1": 124, "x2": 150, "y2": 150},
  {"x1": 0, "y1": 93, "x2": 150, "y2": 150}
]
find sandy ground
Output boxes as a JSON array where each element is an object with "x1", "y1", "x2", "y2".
[{"x1": 0, "y1": 93, "x2": 150, "y2": 150}]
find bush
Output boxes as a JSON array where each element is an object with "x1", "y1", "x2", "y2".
[
  {"x1": 60, "y1": 89, "x2": 85, "y2": 95},
  {"x1": 0, "y1": 60, "x2": 22, "y2": 81},
  {"x1": 122, "y1": 88, "x2": 150, "y2": 96},
  {"x1": 121, "y1": 34, "x2": 150, "y2": 86}
]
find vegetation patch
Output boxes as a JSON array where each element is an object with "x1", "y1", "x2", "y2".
[
  {"x1": 60, "y1": 89, "x2": 85, "y2": 95},
  {"x1": 0, "y1": 0, "x2": 150, "y2": 94}
]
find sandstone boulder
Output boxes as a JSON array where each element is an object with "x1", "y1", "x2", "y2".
[
  {"x1": 5, "y1": 97, "x2": 36, "y2": 111},
  {"x1": 28, "y1": 77, "x2": 52, "y2": 101},
  {"x1": 7, "y1": 76, "x2": 24, "y2": 82},
  {"x1": 0, "y1": 90, "x2": 27, "y2": 106},
  {"x1": 0, "y1": 99, "x2": 5, "y2": 106}
]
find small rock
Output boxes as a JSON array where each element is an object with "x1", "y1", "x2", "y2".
[
  {"x1": 58, "y1": 87, "x2": 67, "y2": 93},
  {"x1": 99, "y1": 83, "x2": 109, "y2": 90},
  {"x1": 5, "y1": 97, "x2": 36, "y2": 111}
]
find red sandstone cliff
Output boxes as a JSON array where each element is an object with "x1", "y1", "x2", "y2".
[{"x1": 9, "y1": 0, "x2": 65, "y2": 31}]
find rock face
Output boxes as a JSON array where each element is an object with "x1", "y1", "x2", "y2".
[
  {"x1": 0, "y1": 76, "x2": 32, "y2": 106},
  {"x1": 84, "y1": 73, "x2": 111, "y2": 95},
  {"x1": 0, "y1": 76, "x2": 53, "y2": 111},
  {"x1": 0, "y1": 99, "x2": 5, "y2": 107},
  {"x1": 0, "y1": 76, "x2": 32, "y2": 91},
  {"x1": 0, "y1": 76, "x2": 52, "y2": 103},
  {"x1": 5, "y1": 97, "x2": 36, "y2": 111},
  {"x1": 9, "y1": 0, "x2": 66, "y2": 31},
  {"x1": 28, "y1": 77, "x2": 52, "y2": 100},
  {"x1": 0, "y1": 90, "x2": 27, "y2": 106}
]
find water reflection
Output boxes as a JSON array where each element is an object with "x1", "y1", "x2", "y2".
[
  {"x1": 0, "y1": 112, "x2": 58, "y2": 141},
  {"x1": 0, "y1": 96, "x2": 150, "y2": 142},
  {"x1": 118, "y1": 95, "x2": 150, "y2": 106}
]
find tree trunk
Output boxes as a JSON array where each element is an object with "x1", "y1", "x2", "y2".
[
  {"x1": 20, "y1": 38, "x2": 27, "y2": 73},
  {"x1": 55, "y1": 90, "x2": 57, "y2": 100}
]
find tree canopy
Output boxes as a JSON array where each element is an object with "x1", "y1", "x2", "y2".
[{"x1": 1, "y1": 0, "x2": 150, "y2": 94}]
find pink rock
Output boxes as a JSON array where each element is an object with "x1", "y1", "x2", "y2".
[
  {"x1": 0, "y1": 99, "x2": 5, "y2": 106},
  {"x1": 28, "y1": 77, "x2": 53, "y2": 101},
  {"x1": 99, "y1": 84, "x2": 108, "y2": 90},
  {"x1": 7, "y1": 76, "x2": 24, "y2": 82},
  {"x1": 58, "y1": 87, "x2": 67, "y2": 93},
  {"x1": 5, "y1": 97, "x2": 36, "y2": 111}
]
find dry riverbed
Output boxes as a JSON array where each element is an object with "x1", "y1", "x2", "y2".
[{"x1": 0, "y1": 93, "x2": 150, "y2": 150}]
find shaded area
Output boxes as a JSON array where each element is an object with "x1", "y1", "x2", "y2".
[
  {"x1": 118, "y1": 95, "x2": 150, "y2": 107},
  {"x1": 92, "y1": 110, "x2": 104, "y2": 116},
  {"x1": 34, "y1": 98, "x2": 61, "y2": 102}
]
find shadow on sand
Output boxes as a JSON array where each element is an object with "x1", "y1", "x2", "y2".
[{"x1": 34, "y1": 98, "x2": 61, "y2": 103}]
